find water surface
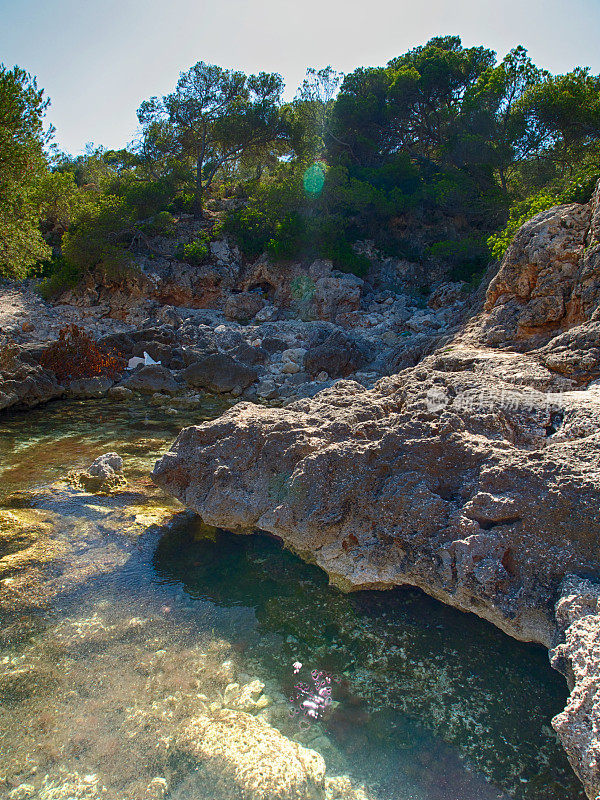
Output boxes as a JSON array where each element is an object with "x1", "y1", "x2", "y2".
[{"x1": 0, "y1": 397, "x2": 584, "y2": 800}]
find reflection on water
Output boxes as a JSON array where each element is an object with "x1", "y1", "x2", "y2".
[{"x1": 0, "y1": 397, "x2": 585, "y2": 800}]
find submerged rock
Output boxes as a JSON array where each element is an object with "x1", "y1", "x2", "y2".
[
  {"x1": 68, "y1": 451, "x2": 126, "y2": 493},
  {"x1": 177, "y1": 708, "x2": 326, "y2": 800}
]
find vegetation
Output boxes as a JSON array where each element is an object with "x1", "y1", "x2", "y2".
[
  {"x1": 0, "y1": 65, "x2": 53, "y2": 277},
  {"x1": 1, "y1": 38, "x2": 600, "y2": 286},
  {"x1": 39, "y1": 325, "x2": 125, "y2": 381}
]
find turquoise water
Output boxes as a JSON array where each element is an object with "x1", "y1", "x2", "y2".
[{"x1": 0, "y1": 398, "x2": 584, "y2": 800}]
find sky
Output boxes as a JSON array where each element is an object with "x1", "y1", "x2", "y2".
[{"x1": 1, "y1": 0, "x2": 600, "y2": 155}]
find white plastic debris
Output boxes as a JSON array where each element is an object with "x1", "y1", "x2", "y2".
[{"x1": 144, "y1": 351, "x2": 161, "y2": 365}]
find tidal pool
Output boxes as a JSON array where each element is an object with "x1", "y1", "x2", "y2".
[{"x1": 0, "y1": 397, "x2": 585, "y2": 800}]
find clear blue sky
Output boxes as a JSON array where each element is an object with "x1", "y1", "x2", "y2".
[{"x1": 1, "y1": 0, "x2": 599, "y2": 155}]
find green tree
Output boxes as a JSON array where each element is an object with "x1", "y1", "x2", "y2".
[
  {"x1": 519, "y1": 67, "x2": 600, "y2": 174},
  {"x1": 0, "y1": 65, "x2": 52, "y2": 278},
  {"x1": 138, "y1": 62, "x2": 284, "y2": 216}
]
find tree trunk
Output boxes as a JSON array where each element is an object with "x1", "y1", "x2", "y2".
[
  {"x1": 499, "y1": 168, "x2": 507, "y2": 194},
  {"x1": 193, "y1": 157, "x2": 203, "y2": 218}
]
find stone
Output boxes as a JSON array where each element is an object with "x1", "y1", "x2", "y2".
[
  {"x1": 177, "y1": 709, "x2": 326, "y2": 800},
  {"x1": 87, "y1": 452, "x2": 123, "y2": 479},
  {"x1": 68, "y1": 452, "x2": 126, "y2": 494},
  {"x1": 64, "y1": 376, "x2": 113, "y2": 399},
  {"x1": 313, "y1": 271, "x2": 363, "y2": 322},
  {"x1": 281, "y1": 347, "x2": 307, "y2": 365},
  {"x1": 224, "y1": 292, "x2": 266, "y2": 322},
  {"x1": 182, "y1": 353, "x2": 258, "y2": 393},
  {"x1": 281, "y1": 361, "x2": 301, "y2": 374},
  {"x1": 304, "y1": 331, "x2": 368, "y2": 378},
  {"x1": 107, "y1": 385, "x2": 134, "y2": 401},
  {"x1": 120, "y1": 364, "x2": 179, "y2": 395}
]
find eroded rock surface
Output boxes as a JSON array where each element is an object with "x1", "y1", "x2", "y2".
[
  {"x1": 550, "y1": 577, "x2": 600, "y2": 800},
  {"x1": 152, "y1": 355, "x2": 600, "y2": 646}
]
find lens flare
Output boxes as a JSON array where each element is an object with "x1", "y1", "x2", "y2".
[{"x1": 303, "y1": 162, "x2": 325, "y2": 196}]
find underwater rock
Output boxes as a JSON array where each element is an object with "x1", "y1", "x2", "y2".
[
  {"x1": 67, "y1": 451, "x2": 126, "y2": 493},
  {"x1": 177, "y1": 708, "x2": 326, "y2": 800}
]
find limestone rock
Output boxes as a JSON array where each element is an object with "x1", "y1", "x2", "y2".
[
  {"x1": 550, "y1": 576, "x2": 600, "y2": 800},
  {"x1": 481, "y1": 187, "x2": 600, "y2": 348},
  {"x1": 153, "y1": 355, "x2": 600, "y2": 646},
  {"x1": 120, "y1": 364, "x2": 179, "y2": 395},
  {"x1": 304, "y1": 331, "x2": 368, "y2": 378},
  {"x1": 224, "y1": 292, "x2": 266, "y2": 322}
]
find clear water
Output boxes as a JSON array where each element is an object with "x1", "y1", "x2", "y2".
[{"x1": 0, "y1": 398, "x2": 584, "y2": 800}]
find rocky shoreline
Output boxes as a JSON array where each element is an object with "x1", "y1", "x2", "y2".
[{"x1": 3, "y1": 186, "x2": 600, "y2": 798}]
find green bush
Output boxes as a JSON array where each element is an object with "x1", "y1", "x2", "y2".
[
  {"x1": 122, "y1": 178, "x2": 174, "y2": 218},
  {"x1": 37, "y1": 258, "x2": 82, "y2": 300},
  {"x1": 174, "y1": 233, "x2": 211, "y2": 266},
  {"x1": 267, "y1": 213, "x2": 305, "y2": 260},
  {"x1": 141, "y1": 211, "x2": 176, "y2": 236},
  {"x1": 223, "y1": 206, "x2": 273, "y2": 258}
]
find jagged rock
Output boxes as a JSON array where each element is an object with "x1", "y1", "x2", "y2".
[
  {"x1": 313, "y1": 271, "x2": 363, "y2": 322},
  {"x1": 176, "y1": 709, "x2": 326, "y2": 800},
  {"x1": 68, "y1": 451, "x2": 126, "y2": 493},
  {"x1": 224, "y1": 292, "x2": 266, "y2": 322},
  {"x1": 550, "y1": 576, "x2": 600, "y2": 800},
  {"x1": 225, "y1": 339, "x2": 268, "y2": 366},
  {"x1": 0, "y1": 363, "x2": 64, "y2": 411},
  {"x1": 482, "y1": 185, "x2": 600, "y2": 348},
  {"x1": 182, "y1": 353, "x2": 257, "y2": 393}
]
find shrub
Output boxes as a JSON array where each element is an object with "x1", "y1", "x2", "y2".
[
  {"x1": 39, "y1": 325, "x2": 125, "y2": 381},
  {"x1": 141, "y1": 210, "x2": 176, "y2": 236},
  {"x1": 174, "y1": 233, "x2": 211, "y2": 266},
  {"x1": 37, "y1": 258, "x2": 82, "y2": 300},
  {"x1": 267, "y1": 213, "x2": 305, "y2": 260}
]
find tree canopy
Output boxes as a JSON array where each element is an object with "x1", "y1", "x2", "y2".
[
  {"x1": 137, "y1": 62, "x2": 284, "y2": 216},
  {"x1": 2, "y1": 41, "x2": 600, "y2": 284},
  {"x1": 0, "y1": 65, "x2": 53, "y2": 278}
]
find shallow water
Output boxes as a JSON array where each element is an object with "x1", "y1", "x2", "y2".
[{"x1": 0, "y1": 397, "x2": 585, "y2": 800}]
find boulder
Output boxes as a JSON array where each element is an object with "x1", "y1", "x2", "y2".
[
  {"x1": 182, "y1": 353, "x2": 258, "y2": 393},
  {"x1": 64, "y1": 376, "x2": 113, "y2": 399},
  {"x1": 304, "y1": 331, "x2": 368, "y2": 377},
  {"x1": 120, "y1": 364, "x2": 179, "y2": 395},
  {"x1": 224, "y1": 292, "x2": 266, "y2": 322},
  {"x1": 313, "y1": 271, "x2": 363, "y2": 322}
]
